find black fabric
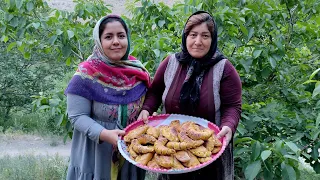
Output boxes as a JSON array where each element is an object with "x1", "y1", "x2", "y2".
[{"x1": 176, "y1": 11, "x2": 225, "y2": 113}]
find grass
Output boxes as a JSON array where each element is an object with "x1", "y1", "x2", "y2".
[
  {"x1": 0, "y1": 155, "x2": 68, "y2": 180},
  {"x1": 0, "y1": 154, "x2": 319, "y2": 180}
]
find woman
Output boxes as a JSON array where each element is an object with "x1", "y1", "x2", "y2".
[
  {"x1": 138, "y1": 11, "x2": 242, "y2": 180},
  {"x1": 65, "y1": 15, "x2": 150, "y2": 180}
]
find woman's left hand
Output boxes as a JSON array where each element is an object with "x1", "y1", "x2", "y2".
[{"x1": 216, "y1": 126, "x2": 232, "y2": 145}]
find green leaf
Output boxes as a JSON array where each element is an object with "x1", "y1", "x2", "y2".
[
  {"x1": 281, "y1": 162, "x2": 296, "y2": 180},
  {"x1": 311, "y1": 144, "x2": 320, "y2": 160},
  {"x1": 275, "y1": 40, "x2": 283, "y2": 50},
  {"x1": 56, "y1": 29, "x2": 63, "y2": 35},
  {"x1": 245, "y1": 160, "x2": 261, "y2": 180},
  {"x1": 313, "y1": 83, "x2": 320, "y2": 98},
  {"x1": 56, "y1": 114, "x2": 64, "y2": 126},
  {"x1": 62, "y1": 44, "x2": 72, "y2": 57},
  {"x1": 38, "y1": 105, "x2": 50, "y2": 110},
  {"x1": 48, "y1": 35, "x2": 58, "y2": 45},
  {"x1": 23, "y1": 52, "x2": 30, "y2": 59},
  {"x1": 10, "y1": 17, "x2": 19, "y2": 27},
  {"x1": 261, "y1": 150, "x2": 271, "y2": 161},
  {"x1": 247, "y1": 27, "x2": 254, "y2": 41},
  {"x1": 283, "y1": 155, "x2": 299, "y2": 161},
  {"x1": 66, "y1": 57, "x2": 71, "y2": 66},
  {"x1": 309, "y1": 68, "x2": 320, "y2": 80},
  {"x1": 316, "y1": 113, "x2": 320, "y2": 128},
  {"x1": 67, "y1": 30, "x2": 75, "y2": 39},
  {"x1": 240, "y1": 24, "x2": 248, "y2": 36},
  {"x1": 15, "y1": 0, "x2": 23, "y2": 10},
  {"x1": 26, "y1": 1, "x2": 34, "y2": 11},
  {"x1": 32, "y1": 22, "x2": 40, "y2": 29},
  {"x1": 153, "y1": 49, "x2": 160, "y2": 57},
  {"x1": 268, "y1": 56, "x2": 276, "y2": 69},
  {"x1": 7, "y1": 42, "x2": 16, "y2": 52},
  {"x1": 253, "y1": 50, "x2": 262, "y2": 59},
  {"x1": 251, "y1": 141, "x2": 261, "y2": 161},
  {"x1": 1, "y1": 35, "x2": 9, "y2": 43},
  {"x1": 285, "y1": 141, "x2": 299, "y2": 153},
  {"x1": 158, "y1": 20, "x2": 165, "y2": 28}
]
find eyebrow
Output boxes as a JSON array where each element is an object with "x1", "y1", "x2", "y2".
[
  {"x1": 103, "y1": 32, "x2": 126, "y2": 36},
  {"x1": 190, "y1": 31, "x2": 210, "y2": 34}
]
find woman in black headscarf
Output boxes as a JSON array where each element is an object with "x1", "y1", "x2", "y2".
[{"x1": 138, "y1": 11, "x2": 242, "y2": 180}]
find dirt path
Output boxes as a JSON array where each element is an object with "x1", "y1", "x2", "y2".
[
  {"x1": 45, "y1": 0, "x2": 182, "y2": 16},
  {"x1": 0, "y1": 133, "x2": 71, "y2": 158}
]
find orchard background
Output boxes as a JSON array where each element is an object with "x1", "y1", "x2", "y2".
[{"x1": 0, "y1": 0, "x2": 319, "y2": 179}]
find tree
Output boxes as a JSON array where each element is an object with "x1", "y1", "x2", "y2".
[{"x1": 1, "y1": 0, "x2": 319, "y2": 178}]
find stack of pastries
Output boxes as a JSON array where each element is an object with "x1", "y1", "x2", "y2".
[{"x1": 123, "y1": 120, "x2": 222, "y2": 170}]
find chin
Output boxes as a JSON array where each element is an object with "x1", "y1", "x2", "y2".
[{"x1": 190, "y1": 54, "x2": 205, "y2": 59}]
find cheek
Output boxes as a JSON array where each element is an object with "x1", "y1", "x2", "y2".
[{"x1": 186, "y1": 38, "x2": 193, "y2": 51}]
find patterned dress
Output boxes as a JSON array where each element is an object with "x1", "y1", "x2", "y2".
[{"x1": 66, "y1": 94, "x2": 145, "y2": 180}]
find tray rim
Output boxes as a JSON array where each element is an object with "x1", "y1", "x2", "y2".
[{"x1": 117, "y1": 113, "x2": 227, "y2": 174}]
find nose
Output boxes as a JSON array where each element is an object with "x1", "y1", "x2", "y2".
[
  {"x1": 194, "y1": 35, "x2": 202, "y2": 46},
  {"x1": 113, "y1": 37, "x2": 119, "y2": 45}
]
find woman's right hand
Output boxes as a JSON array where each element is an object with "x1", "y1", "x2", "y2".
[
  {"x1": 138, "y1": 110, "x2": 150, "y2": 124},
  {"x1": 100, "y1": 129, "x2": 125, "y2": 147}
]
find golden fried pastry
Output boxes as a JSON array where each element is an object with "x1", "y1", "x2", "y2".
[
  {"x1": 174, "y1": 151, "x2": 190, "y2": 163},
  {"x1": 166, "y1": 141, "x2": 189, "y2": 150},
  {"x1": 182, "y1": 151, "x2": 200, "y2": 168},
  {"x1": 213, "y1": 135, "x2": 222, "y2": 147},
  {"x1": 128, "y1": 143, "x2": 138, "y2": 159},
  {"x1": 154, "y1": 154, "x2": 174, "y2": 168},
  {"x1": 173, "y1": 157, "x2": 185, "y2": 169},
  {"x1": 137, "y1": 134, "x2": 157, "y2": 145},
  {"x1": 178, "y1": 131, "x2": 204, "y2": 148},
  {"x1": 198, "y1": 156, "x2": 212, "y2": 163},
  {"x1": 146, "y1": 126, "x2": 160, "y2": 138},
  {"x1": 135, "y1": 152, "x2": 154, "y2": 165},
  {"x1": 169, "y1": 120, "x2": 181, "y2": 132},
  {"x1": 189, "y1": 145, "x2": 212, "y2": 158},
  {"x1": 131, "y1": 139, "x2": 154, "y2": 153},
  {"x1": 212, "y1": 146, "x2": 222, "y2": 154},
  {"x1": 186, "y1": 123, "x2": 213, "y2": 140},
  {"x1": 180, "y1": 121, "x2": 193, "y2": 131},
  {"x1": 147, "y1": 156, "x2": 161, "y2": 169},
  {"x1": 124, "y1": 125, "x2": 149, "y2": 142},
  {"x1": 204, "y1": 136, "x2": 215, "y2": 152},
  {"x1": 154, "y1": 136, "x2": 176, "y2": 155},
  {"x1": 159, "y1": 125, "x2": 179, "y2": 142}
]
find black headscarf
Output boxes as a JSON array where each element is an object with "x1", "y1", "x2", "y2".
[{"x1": 176, "y1": 11, "x2": 225, "y2": 113}]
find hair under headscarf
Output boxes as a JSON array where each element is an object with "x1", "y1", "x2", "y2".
[{"x1": 176, "y1": 11, "x2": 226, "y2": 113}]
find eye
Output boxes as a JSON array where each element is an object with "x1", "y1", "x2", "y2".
[
  {"x1": 189, "y1": 33, "x2": 197, "y2": 38},
  {"x1": 119, "y1": 34, "x2": 126, "y2": 39},
  {"x1": 105, "y1": 35, "x2": 112, "y2": 40}
]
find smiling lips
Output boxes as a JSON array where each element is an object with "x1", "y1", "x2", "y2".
[{"x1": 111, "y1": 48, "x2": 122, "y2": 51}]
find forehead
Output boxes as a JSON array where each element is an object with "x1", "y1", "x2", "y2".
[
  {"x1": 190, "y1": 22, "x2": 210, "y2": 33},
  {"x1": 102, "y1": 21, "x2": 126, "y2": 34}
]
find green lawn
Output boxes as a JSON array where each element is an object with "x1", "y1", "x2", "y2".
[{"x1": 0, "y1": 155, "x2": 318, "y2": 180}]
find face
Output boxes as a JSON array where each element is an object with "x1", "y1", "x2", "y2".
[
  {"x1": 100, "y1": 21, "x2": 128, "y2": 61},
  {"x1": 186, "y1": 22, "x2": 212, "y2": 59}
]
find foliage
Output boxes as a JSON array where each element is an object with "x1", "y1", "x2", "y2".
[
  {"x1": 0, "y1": 155, "x2": 67, "y2": 180},
  {"x1": 0, "y1": 39, "x2": 70, "y2": 121},
  {"x1": 1, "y1": 0, "x2": 319, "y2": 179}
]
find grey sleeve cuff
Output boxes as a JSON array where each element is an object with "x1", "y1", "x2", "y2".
[{"x1": 67, "y1": 93, "x2": 105, "y2": 144}]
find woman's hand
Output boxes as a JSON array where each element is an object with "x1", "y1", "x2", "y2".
[
  {"x1": 138, "y1": 110, "x2": 150, "y2": 124},
  {"x1": 216, "y1": 126, "x2": 232, "y2": 145},
  {"x1": 100, "y1": 129, "x2": 125, "y2": 147}
]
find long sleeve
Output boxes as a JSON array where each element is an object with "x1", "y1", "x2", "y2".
[
  {"x1": 67, "y1": 93, "x2": 104, "y2": 144},
  {"x1": 142, "y1": 56, "x2": 170, "y2": 113},
  {"x1": 220, "y1": 61, "x2": 242, "y2": 134}
]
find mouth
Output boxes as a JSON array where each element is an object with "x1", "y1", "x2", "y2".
[{"x1": 111, "y1": 48, "x2": 122, "y2": 51}]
